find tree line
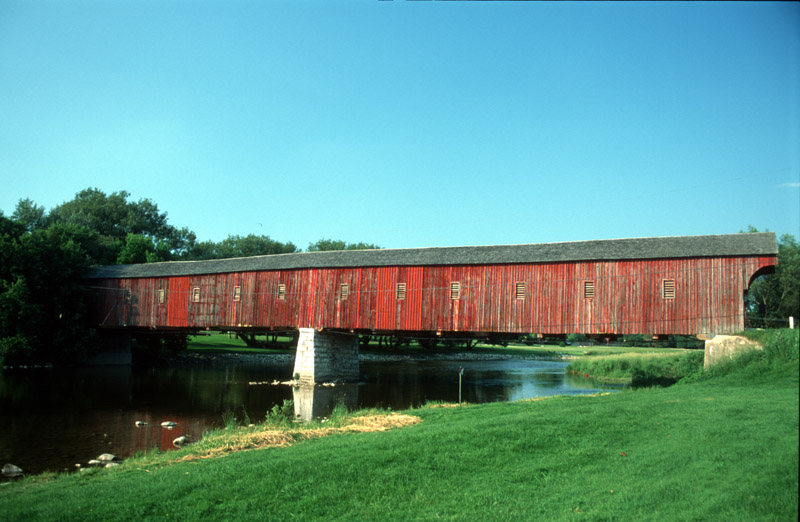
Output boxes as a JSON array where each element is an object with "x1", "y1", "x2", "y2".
[{"x1": 9, "y1": 188, "x2": 380, "y2": 265}]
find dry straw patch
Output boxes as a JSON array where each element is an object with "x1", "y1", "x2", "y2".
[
  {"x1": 175, "y1": 413, "x2": 421, "y2": 463},
  {"x1": 521, "y1": 391, "x2": 613, "y2": 403}
]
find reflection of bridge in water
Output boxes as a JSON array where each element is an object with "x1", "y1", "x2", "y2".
[{"x1": 84, "y1": 233, "x2": 777, "y2": 383}]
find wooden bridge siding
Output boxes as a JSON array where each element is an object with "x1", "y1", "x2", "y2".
[
  {"x1": 88, "y1": 255, "x2": 775, "y2": 335},
  {"x1": 420, "y1": 265, "x2": 460, "y2": 332},
  {"x1": 374, "y1": 267, "x2": 394, "y2": 330},
  {"x1": 371, "y1": 265, "x2": 424, "y2": 331},
  {"x1": 167, "y1": 277, "x2": 189, "y2": 327},
  {"x1": 92, "y1": 277, "x2": 167, "y2": 328},
  {"x1": 394, "y1": 266, "x2": 423, "y2": 331}
]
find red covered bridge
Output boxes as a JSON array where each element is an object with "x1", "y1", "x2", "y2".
[{"x1": 86, "y1": 232, "x2": 777, "y2": 341}]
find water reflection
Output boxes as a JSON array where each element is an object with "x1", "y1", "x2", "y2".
[
  {"x1": 292, "y1": 385, "x2": 358, "y2": 421},
  {"x1": 1, "y1": 356, "x2": 624, "y2": 476},
  {"x1": 358, "y1": 358, "x2": 616, "y2": 409}
]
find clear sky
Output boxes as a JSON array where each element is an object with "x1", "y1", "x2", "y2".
[{"x1": 1, "y1": 1, "x2": 798, "y2": 250}]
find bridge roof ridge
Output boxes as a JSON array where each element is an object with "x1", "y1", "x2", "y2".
[{"x1": 84, "y1": 232, "x2": 778, "y2": 279}]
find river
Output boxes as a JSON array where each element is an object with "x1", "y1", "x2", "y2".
[{"x1": 0, "y1": 352, "x2": 625, "y2": 477}]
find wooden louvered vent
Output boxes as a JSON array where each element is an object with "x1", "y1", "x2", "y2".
[
  {"x1": 515, "y1": 282, "x2": 526, "y2": 300},
  {"x1": 339, "y1": 283, "x2": 349, "y2": 301},
  {"x1": 584, "y1": 281, "x2": 595, "y2": 299},
  {"x1": 450, "y1": 282, "x2": 461, "y2": 300},
  {"x1": 277, "y1": 284, "x2": 286, "y2": 300},
  {"x1": 192, "y1": 287, "x2": 200, "y2": 303},
  {"x1": 158, "y1": 289, "x2": 165, "y2": 304},
  {"x1": 396, "y1": 283, "x2": 406, "y2": 300},
  {"x1": 663, "y1": 279, "x2": 676, "y2": 299},
  {"x1": 233, "y1": 286, "x2": 241, "y2": 302}
]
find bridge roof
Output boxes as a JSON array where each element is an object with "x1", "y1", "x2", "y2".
[{"x1": 85, "y1": 232, "x2": 778, "y2": 279}]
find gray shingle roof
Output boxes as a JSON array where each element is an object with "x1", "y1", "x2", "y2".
[{"x1": 85, "y1": 232, "x2": 778, "y2": 279}]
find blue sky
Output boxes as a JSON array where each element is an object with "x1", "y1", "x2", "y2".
[{"x1": 1, "y1": 1, "x2": 798, "y2": 250}]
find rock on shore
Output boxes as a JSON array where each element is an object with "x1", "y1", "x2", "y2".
[{"x1": 2, "y1": 463, "x2": 23, "y2": 477}]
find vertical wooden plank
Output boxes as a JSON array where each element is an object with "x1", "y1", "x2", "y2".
[{"x1": 404, "y1": 266, "x2": 423, "y2": 331}]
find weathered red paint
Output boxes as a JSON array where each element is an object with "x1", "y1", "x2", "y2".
[{"x1": 87, "y1": 254, "x2": 775, "y2": 336}]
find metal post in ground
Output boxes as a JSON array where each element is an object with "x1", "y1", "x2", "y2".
[{"x1": 458, "y1": 366, "x2": 464, "y2": 405}]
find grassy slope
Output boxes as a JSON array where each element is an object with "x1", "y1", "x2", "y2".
[{"x1": 2, "y1": 334, "x2": 797, "y2": 521}]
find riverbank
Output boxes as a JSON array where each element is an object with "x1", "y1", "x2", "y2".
[
  {"x1": 566, "y1": 350, "x2": 705, "y2": 386},
  {"x1": 2, "y1": 330, "x2": 796, "y2": 520}
]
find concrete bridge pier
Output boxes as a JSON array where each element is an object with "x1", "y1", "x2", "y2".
[{"x1": 292, "y1": 328, "x2": 359, "y2": 384}]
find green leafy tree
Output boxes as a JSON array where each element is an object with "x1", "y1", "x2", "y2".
[
  {"x1": 116, "y1": 233, "x2": 173, "y2": 264},
  {"x1": 744, "y1": 228, "x2": 800, "y2": 328},
  {"x1": 307, "y1": 238, "x2": 381, "y2": 252},
  {"x1": 184, "y1": 234, "x2": 298, "y2": 260},
  {"x1": 47, "y1": 188, "x2": 196, "y2": 263},
  {"x1": 184, "y1": 239, "x2": 218, "y2": 260},
  {"x1": 11, "y1": 198, "x2": 47, "y2": 232},
  {"x1": 217, "y1": 234, "x2": 299, "y2": 258},
  {"x1": 0, "y1": 217, "x2": 100, "y2": 365}
]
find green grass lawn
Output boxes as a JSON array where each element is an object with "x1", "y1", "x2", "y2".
[
  {"x1": 187, "y1": 332, "x2": 292, "y2": 354},
  {"x1": 3, "y1": 330, "x2": 797, "y2": 521}
]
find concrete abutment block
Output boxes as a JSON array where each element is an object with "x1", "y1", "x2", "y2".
[
  {"x1": 292, "y1": 328, "x2": 359, "y2": 384},
  {"x1": 703, "y1": 335, "x2": 763, "y2": 369}
]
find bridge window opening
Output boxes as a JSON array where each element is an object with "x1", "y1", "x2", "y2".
[
  {"x1": 125, "y1": 289, "x2": 132, "y2": 301},
  {"x1": 339, "y1": 283, "x2": 349, "y2": 301},
  {"x1": 450, "y1": 282, "x2": 461, "y2": 300},
  {"x1": 233, "y1": 286, "x2": 241, "y2": 302},
  {"x1": 158, "y1": 289, "x2": 165, "y2": 304},
  {"x1": 192, "y1": 287, "x2": 200, "y2": 303},
  {"x1": 515, "y1": 282, "x2": 526, "y2": 300},
  {"x1": 584, "y1": 281, "x2": 595, "y2": 299},
  {"x1": 277, "y1": 284, "x2": 286, "y2": 300},
  {"x1": 662, "y1": 279, "x2": 676, "y2": 299},
  {"x1": 397, "y1": 283, "x2": 406, "y2": 300}
]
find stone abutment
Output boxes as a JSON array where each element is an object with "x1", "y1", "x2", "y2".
[{"x1": 292, "y1": 328, "x2": 360, "y2": 384}]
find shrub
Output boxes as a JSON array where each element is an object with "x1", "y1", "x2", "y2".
[
  {"x1": 264, "y1": 399, "x2": 295, "y2": 426},
  {"x1": 567, "y1": 351, "x2": 705, "y2": 387}
]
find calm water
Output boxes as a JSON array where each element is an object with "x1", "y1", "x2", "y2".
[{"x1": 0, "y1": 354, "x2": 624, "y2": 476}]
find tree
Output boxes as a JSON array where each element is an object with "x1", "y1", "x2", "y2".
[
  {"x1": 307, "y1": 238, "x2": 381, "y2": 252},
  {"x1": 184, "y1": 239, "x2": 218, "y2": 260},
  {"x1": 182, "y1": 234, "x2": 298, "y2": 260},
  {"x1": 0, "y1": 217, "x2": 100, "y2": 365},
  {"x1": 116, "y1": 233, "x2": 172, "y2": 264},
  {"x1": 744, "y1": 228, "x2": 799, "y2": 328},
  {"x1": 47, "y1": 188, "x2": 196, "y2": 264},
  {"x1": 217, "y1": 234, "x2": 299, "y2": 258},
  {"x1": 11, "y1": 198, "x2": 47, "y2": 232}
]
